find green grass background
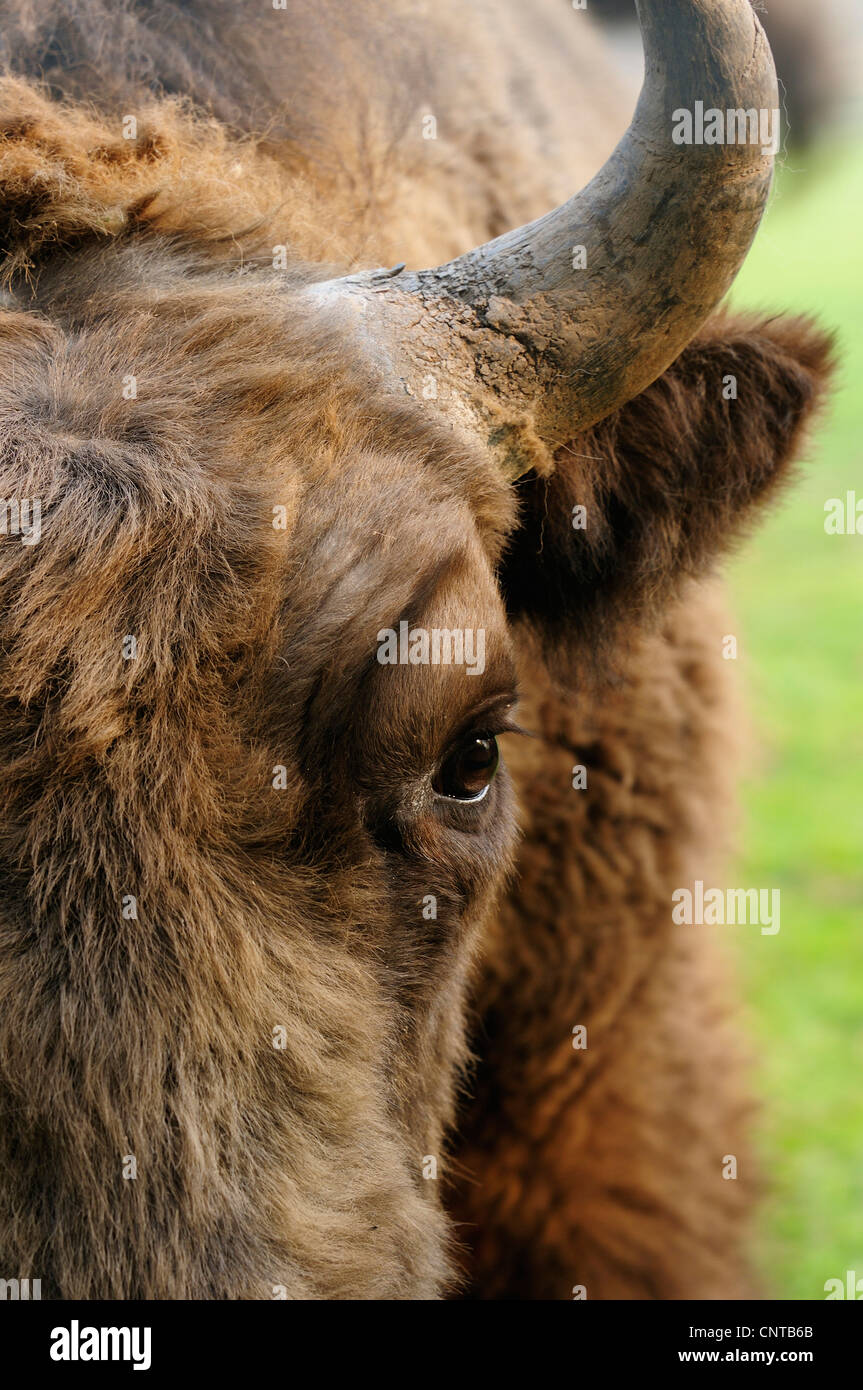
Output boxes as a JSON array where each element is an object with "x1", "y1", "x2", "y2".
[{"x1": 726, "y1": 142, "x2": 863, "y2": 1300}]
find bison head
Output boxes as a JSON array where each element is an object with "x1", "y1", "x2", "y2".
[{"x1": 0, "y1": 0, "x2": 831, "y2": 1298}]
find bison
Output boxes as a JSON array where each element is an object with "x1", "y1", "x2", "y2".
[{"x1": 0, "y1": 0, "x2": 832, "y2": 1299}]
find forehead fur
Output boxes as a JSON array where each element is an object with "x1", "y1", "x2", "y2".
[
  {"x1": 0, "y1": 0, "x2": 624, "y2": 275},
  {"x1": 0, "y1": 254, "x2": 516, "y2": 778},
  {"x1": 0, "y1": 76, "x2": 294, "y2": 283}
]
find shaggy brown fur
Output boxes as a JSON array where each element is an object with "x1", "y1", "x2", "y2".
[
  {"x1": 0, "y1": 0, "x2": 833, "y2": 1299},
  {"x1": 454, "y1": 318, "x2": 833, "y2": 1299}
]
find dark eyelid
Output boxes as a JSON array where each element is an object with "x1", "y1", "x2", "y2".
[
  {"x1": 491, "y1": 716, "x2": 533, "y2": 739},
  {"x1": 444, "y1": 690, "x2": 522, "y2": 747}
]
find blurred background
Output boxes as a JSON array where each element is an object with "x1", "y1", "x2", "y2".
[{"x1": 596, "y1": 0, "x2": 863, "y2": 1301}]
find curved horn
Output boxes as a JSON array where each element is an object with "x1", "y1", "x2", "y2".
[{"x1": 310, "y1": 0, "x2": 778, "y2": 478}]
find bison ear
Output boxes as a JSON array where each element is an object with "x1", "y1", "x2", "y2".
[{"x1": 499, "y1": 313, "x2": 835, "y2": 672}]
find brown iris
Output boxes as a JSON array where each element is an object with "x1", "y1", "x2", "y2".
[{"x1": 433, "y1": 735, "x2": 499, "y2": 801}]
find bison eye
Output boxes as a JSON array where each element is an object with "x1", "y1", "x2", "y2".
[{"x1": 433, "y1": 734, "x2": 499, "y2": 802}]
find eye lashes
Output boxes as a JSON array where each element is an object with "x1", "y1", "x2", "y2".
[{"x1": 483, "y1": 715, "x2": 533, "y2": 740}]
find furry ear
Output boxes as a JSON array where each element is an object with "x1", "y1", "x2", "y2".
[{"x1": 500, "y1": 313, "x2": 835, "y2": 673}]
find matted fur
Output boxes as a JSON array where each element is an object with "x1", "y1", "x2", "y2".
[{"x1": 0, "y1": 0, "x2": 833, "y2": 1299}]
